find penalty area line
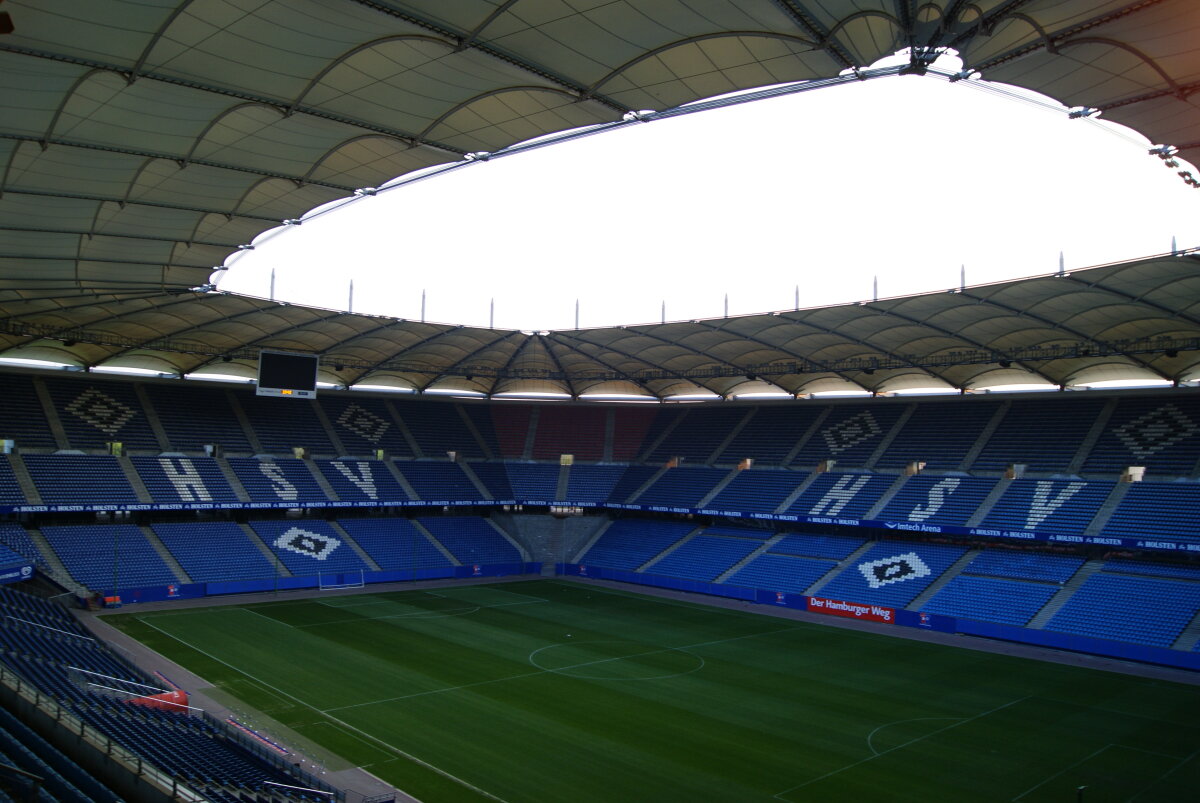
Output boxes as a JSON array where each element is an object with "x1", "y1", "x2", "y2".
[
  {"x1": 135, "y1": 616, "x2": 511, "y2": 803},
  {"x1": 773, "y1": 695, "x2": 1032, "y2": 800}
]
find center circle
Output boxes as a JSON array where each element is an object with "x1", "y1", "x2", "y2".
[{"x1": 529, "y1": 640, "x2": 704, "y2": 680}]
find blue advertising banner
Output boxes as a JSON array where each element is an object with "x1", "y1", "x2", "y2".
[
  {"x1": 0, "y1": 562, "x2": 33, "y2": 585},
  {"x1": 4, "y1": 495, "x2": 1197, "y2": 553}
]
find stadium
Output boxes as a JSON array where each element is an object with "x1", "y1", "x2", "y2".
[{"x1": 0, "y1": 1, "x2": 1199, "y2": 801}]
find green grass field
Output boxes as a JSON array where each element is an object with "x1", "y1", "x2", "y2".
[{"x1": 106, "y1": 581, "x2": 1200, "y2": 802}]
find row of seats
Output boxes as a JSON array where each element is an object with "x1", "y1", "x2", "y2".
[
  {"x1": 575, "y1": 525, "x2": 1200, "y2": 648},
  {"x1": 4, "y1": 373, "x2": 1200, "y2": 476},
  {"x1": 0, "y1": 587, "x2": 321, "y2": 801},
  {"x1": 22, "y1": 517, "x2": 519, "y2": 592}
]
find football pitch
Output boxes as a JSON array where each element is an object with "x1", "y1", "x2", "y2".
[{"x1": 107, "y1": 581, "x2": 1200, "y2": 802}]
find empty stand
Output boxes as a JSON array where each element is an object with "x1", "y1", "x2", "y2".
[
  {"x1": 336, "y1": 518, "x2": 454, "y2": 571},
  {"x1": 565, "y1": 464, "x2": 627, "y2": 504},
  {"x1": 248, "y1": 519, "x2": 369, "y2": 575},
  {"x1": 395, "y1": 402, "x2": 485, "y2": 458},
  {"x1": 0, "y1": 373, "x2": 56, "y2": 449},
  {"x1": 0, "y1": 455, "x2": 26, "y2": 505},
  {"x1": 981, "y1": 479, "x2": 1112, "y2": 534},
  {"x1": 417, "y1": 517, "x2": 520, "y2": 565},
  {"x1": 226, "y1": 457, "x2": 328, "y2": 504},
  {"x1": 236, "y1": 394, "x2": 334, "y2": 455},
  {"x1": 783, "y1": 473, "x2": 894, "y2": 518},
  {"x1": 505, "y1": 463, "x2": 561, "y2": 501},
  {"x1": 635, "y1": 466, "x2": 730, "y2": 508},
  {"x1": 142, "y1": 384, "x2": 253, "y2": 454},
  {"x1": 23, "y1": 455, "x2": 140, "y2": 505},
  {"x1": 1102, "y1": 481, "x2": 1200, "y2": 544},
  {"x1": 576, "y1": 520, "x2": 693, "y2": 570},
  {"x1": 648, "y1": 534, "x2": 762, "y2": 582},
  {"x1": 532, "y1": 406, "x2": 606, "y2": 461},
  {"x1": 393, "y1": 461, "x2": 484, "y2": 501},
  {"x1": 41, "y1": 524, "x2": 178, "y2": 591},
  {"x1": 816, "y1": 541, "x2": 968, "y2": 607},
  {"x1": 970, "y1": 396, "x2": 1106, "y2": 473},
  {"x1": 874, "y1": 400, "x2": 1000, "y2": 471},
  {"x1": 877, "y1": 475, "x2": 997, "y2": 525},
  {"x1": 1083, "y1": 396, "x2": 1200, "y2": 477},
  {"x1": 715, "y1": 406, "x2": 823, "y2": 465},
  {"x1": 706, "y1": 468, "x2": 807, "y2": 513},
  {"x1": 44, "y1": 377, "x2": 158, "y2": 452},
  {"x1": 316, "y1": 458, "x2": 409, "y2": 503},
  {"x1": 1044, "y1": 573, "x2": 1200, "y2": 647},
  {"x1": 319, "y1": 394, "x2": 414, "y2": 457},
  {"x1": 645, "y1": 407, "x2": 748, "y2": 464},
  {"x1": 132, "y1": 456, "x2": 240, "y2": 504},
  {"x1": 152, "y1": 522, "x2": 276, "y2": 582},
  {"x1": 790, "y1": 404, "x2": 907, "y2": 468}
]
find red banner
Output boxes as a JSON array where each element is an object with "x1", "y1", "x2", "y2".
[
  {"x1": 125, "y1": 689, "x2": 189, "y2": 712},
  {"x1": 806, "y1": 595, "x2": 895, "y2": 623}
]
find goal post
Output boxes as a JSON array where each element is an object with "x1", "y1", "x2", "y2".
[{"x1": 318, "y1": 570, "x2": 364, "y2": 591}]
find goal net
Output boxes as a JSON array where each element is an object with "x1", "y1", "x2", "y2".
[{"x1": 318, "y1": 569, "x2": 364, "y2": 591}]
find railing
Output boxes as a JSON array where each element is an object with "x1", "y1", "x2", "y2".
[{"x1": 0, "y1": 663, "x2": 207, "y2": 802}]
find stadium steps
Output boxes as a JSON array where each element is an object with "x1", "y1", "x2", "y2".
[
  {"x1": 964, "y1": 478, "x2": 1012, "y2": 527},
  {"x1": 637, "y1": 527, "x2": 701, "y2": 573},
  {"x1": 864, "y1": 474, "x2": 911, "y2": 519},
  {"x1": 486, "y1": 518, "x2": 528, "y2": 561},
  {"x1": 805, "y1": 540, "x2": 876, "y2": 596},
  {"x1": 237, "y1": 523, "x2": 293, "y2": 576},
  {"x1": 23, "y1": 527, "x2": 89, "y2": 594},
  {"x1": 303, "y1": 458, "x2": 338, "y2": 500},
  {"x1": 624, "y1": 466, "x2": 670, "y2": 504},
  {"x1": 384, "y1": 400, "x2": 425, "y2": 457},
  {"x1": 908, "y1": 549, "x2": 981, "y2": 610},
  {"x1": 381, "y1": 460, "x2": 419, "y2": 500},
  {"x1": 457, "y1": 404, "x2": 496, "y2": 460},
  {"x1": 637, "y1": 410, "x2": 686, "y2": 463},
  {"x1": 569, "y1": 519, "x2": 614, "y2": 563},
  {"x1": 116, "y1": 456, "x2": 153, "y2": 503},
  {"x1": 138, "y1": 526, "x2": 191, "y2": 584},
  {"x1": 958, "y1": 400, "x2": 1010, "y2": 471},
  {"x1": 214, "y1": 458, "x2": 252, "y2": 502},
  {"x1": 601, "y1": 408, "x2": 615, "y2": 462},
  {"x1": 225, "y1": 390, "x2": 264, "y2": 454},
  {"x1": 864, "y1": 403, "x2": 915, "y2": 470},
  {"x1": 326, "y1": 521, "x2": 382, "y2": 571},
  {"x1": 1026, "y1": 559, "x2": 1106, "y2": 629},
  {"x1": 131, "y1": 384, "x2": 172, "y2": 451},
  {"x1": 411, "y1": 520, "x2": 462, "y2": 566},
  {"x1": 31, "y1": 376, "x2": 70, "y2": 450},
  {"x1": 695, "y1": 467, "x2": 741, "y2": 508},
  {"x1": 781, "y1": 406, "x2": 832, "y2": 466},
  {"x1": 311, "y1": 402, "x2": 347, "y2": 456},
  {"x1": 771, "y1": 470, "x2": 822, "y2": 514},
  {"x1": 1171, "y1": 609, "x2": 1200, "y2": 651},
  {"x1": 715, "y1": 534, "x2": 785, "y2": 583},
  {"x1": 555, "y1": 464, "x2": 570, "y2": 501},
  {"x1": 457, "y1": 462, "x2": 495, "y2": 500},
  {"x1": 522, "y1": 407, "x2": 539, "y2": 460},
  {"x1": 1068, "y1": 396, "x2": 1117, "y2": 474},
  {"x1": 7, "y1": 454, "x2": 41, "y2": 504},
  {"x1": 706, "y1": 409, "x2": 754, "y2": 465},
  {"x1": 1083, "y1": 482, "x2": 1131, "y2": 536}
]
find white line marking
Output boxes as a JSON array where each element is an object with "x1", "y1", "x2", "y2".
[
  {"x1": 865, "y1": 717, "x2": 962, "y2": 756},
  {"x1": 324, "y1": 625, "x2": 799, "y2": 713},
  {"x1": 1126, "y1": 743, "x2": 1198, "y2": 802},
  {"x1": 774, "y1": 695, "x2": 1032, "y2": 800},
  {"x1": 137, "y1": 613, "x2": 510, "y2": 803},
  {"x1": 1012, "y1": 743, "x2": 1111, "y2": 801},
  {"x1": 528, "y1": 641, "x2": 706, "y2": 681}
]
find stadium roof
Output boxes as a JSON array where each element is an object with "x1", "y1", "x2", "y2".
[{"x1": 0, "y1": 1, "x2": 1198, "y2": 399}]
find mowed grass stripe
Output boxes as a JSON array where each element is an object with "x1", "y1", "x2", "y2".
[{"x1": 112, "y1": 581, "x2": 1200, "y2": 803}]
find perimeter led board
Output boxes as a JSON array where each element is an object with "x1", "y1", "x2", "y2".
[{"x1": 256, "y1": 350, "x2": 318, "y2": 399}]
